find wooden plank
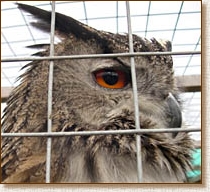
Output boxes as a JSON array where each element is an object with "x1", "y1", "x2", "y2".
[
  {"x1": 176, "y1": 75, "x2": 201, "y2": 92},
  {"x1": 1, "y1": 75, "x2": 201, "y2": 102},
  {"x1": 1, "y1": 87, "x2": 14, "y2": 103}
]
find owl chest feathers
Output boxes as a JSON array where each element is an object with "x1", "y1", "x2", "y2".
[{"x1": 56, "y1": 146, "x2": 185, "y2": 183}]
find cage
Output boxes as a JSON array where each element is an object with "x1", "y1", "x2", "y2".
[{"x1": 1, "y1": 1, "x2": 201, "y2": 183}]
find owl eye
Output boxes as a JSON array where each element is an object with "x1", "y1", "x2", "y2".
[{"x1": 93, "y1": 69, "x2": 129, "y2": 89}]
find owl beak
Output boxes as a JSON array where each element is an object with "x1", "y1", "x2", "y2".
[{"x1": 166, "y1": 93, "x2": 182, "y2": 137}]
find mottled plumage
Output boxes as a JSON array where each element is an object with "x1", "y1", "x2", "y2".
[{"x1": 1, "y1": 3, "x2": 195, "y2": 183}]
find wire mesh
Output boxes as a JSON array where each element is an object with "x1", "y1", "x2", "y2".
[{"x1": 1, "y1": 1, "x2": 201, "y2": 183}]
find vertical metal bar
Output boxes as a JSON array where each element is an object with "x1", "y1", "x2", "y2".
[
  {"x1": 171, "y1": 1, "x2": 183, "y2": 42},
  {"x1": 145, "y1": 1, "x2": 151, "y2": 37},
  {"x1": 125, "y1": 1, "x2": 143, "y2": 182},
  {"x1": 116, "y1": 1, "x2": 119, "y2": 33},
  {"x1": 182, "y1": 35, "x2": 201, "y2": 75},
  {"x1": 83, "y1": 1, "x2": 88, "y2": 25},
  {"x1": 46, "y1": 1, "x2": 56, "y2": 183}
]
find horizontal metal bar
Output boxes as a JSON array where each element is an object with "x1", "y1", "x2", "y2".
[
  {"x1": 1, "y1": 51, "x2": 201, "y2": 62},
  {"x1": 1, "y1": 127, "x2": 200, "y2": 137}
]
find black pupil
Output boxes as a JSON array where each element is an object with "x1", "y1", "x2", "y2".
[{"x1": 102, "y1": 71, "x2": 118, "y2": 85}]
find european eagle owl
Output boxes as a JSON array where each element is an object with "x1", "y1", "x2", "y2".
[{"x1": 1, "y1": 3, "x2": 195, "y2": 183}]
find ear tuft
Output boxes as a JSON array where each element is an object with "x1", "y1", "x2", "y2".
[
  {"x1": 17, "y1": 3, "x2": 104, "y2": 40},
  {"x1": 159, "y1": 39, "x2": 172, "y2": 51}
]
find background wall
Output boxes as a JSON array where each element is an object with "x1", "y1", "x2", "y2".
[{"x1": 0, "y1": 0, "x2": 208, "y2": 191}]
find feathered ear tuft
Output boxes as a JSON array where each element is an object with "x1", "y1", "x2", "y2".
[
  {"x1": 26, "y1": 44, "x2": 50, "y2": 49},
  {"x1": 17, "y1": 3, "x2": 105, "y2": 41},
  {"x1": 150, "y1": 38, "x2": 172, "y2": 52},
  {"x1": 159, "y1": 39, "x2": 172, "y2": 52},
  {"x1": 17, "y1": 3, "x2": 114, "y2": 53}
]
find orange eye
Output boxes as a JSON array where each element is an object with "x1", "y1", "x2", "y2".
[{"x1": 93, "y1": 69, "x2": 129, "y2": 89}]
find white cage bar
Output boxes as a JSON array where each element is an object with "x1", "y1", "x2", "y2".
[
  {"x1": 45, "y1": 1, "x2": 56, "y2": 183},
  {"x1": 125, "y1": 1, "x2": 142, "y2": 182}
]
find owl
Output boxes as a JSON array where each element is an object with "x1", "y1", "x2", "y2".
[{"x1": 1, "y1": 3, "x2": 195, "y2": 183}]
